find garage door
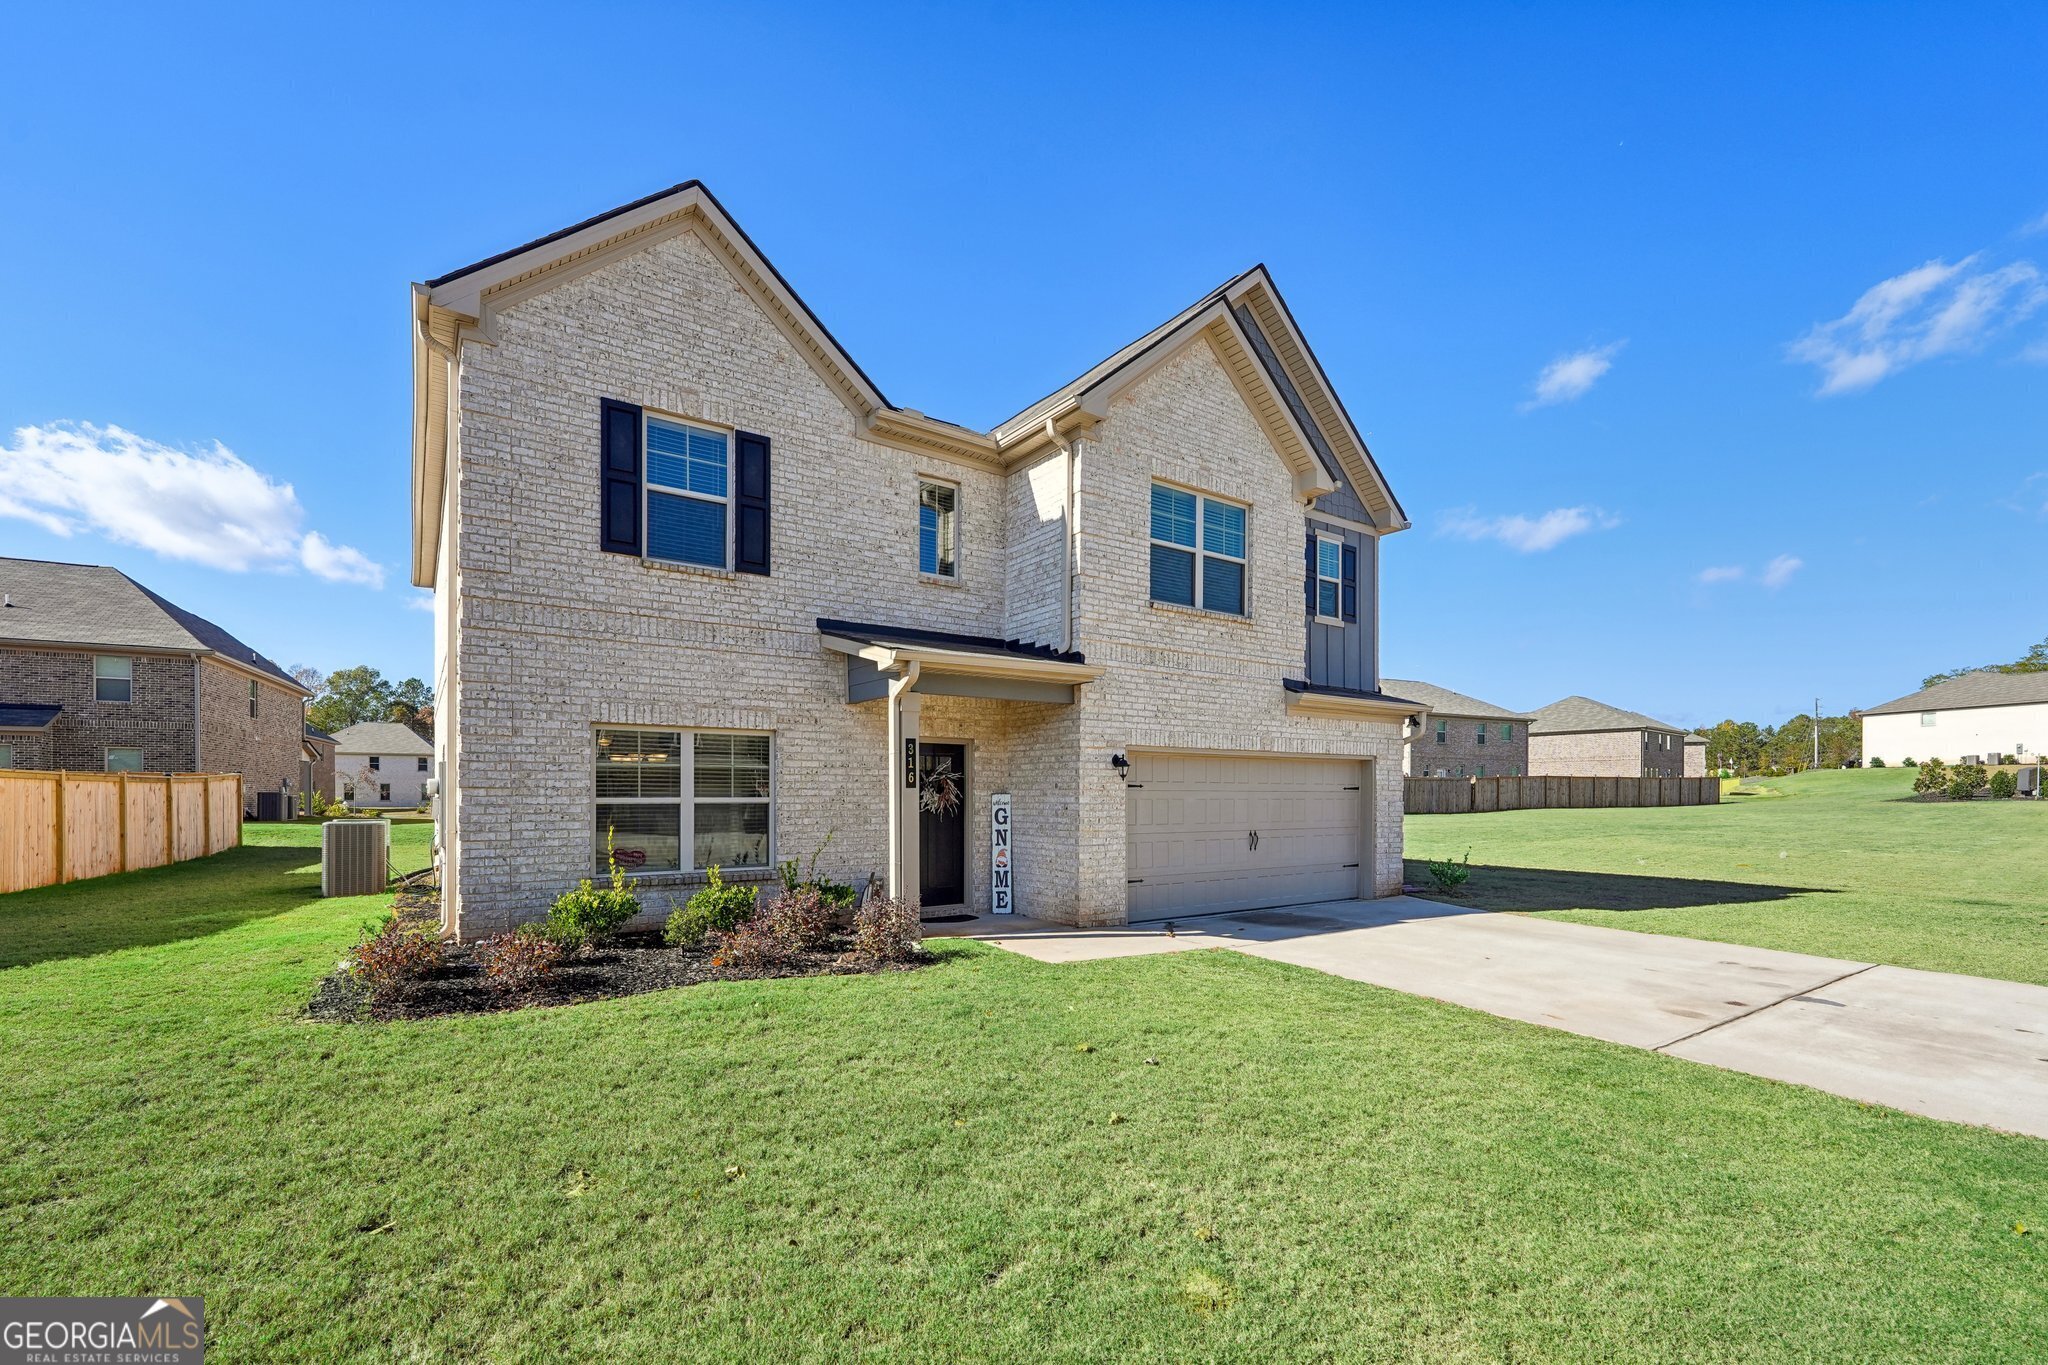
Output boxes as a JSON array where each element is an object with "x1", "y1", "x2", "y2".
[{"x1": 1124, "y1": 753, "x2": 1367, "y2": 921}]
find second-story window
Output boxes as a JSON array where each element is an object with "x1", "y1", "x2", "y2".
[
  {"x1": 1149, "y1": 482, "x2": 1246, "y2": 615},
  {"x1": 1314, "y1": 536, "x2": 1343, "y2": 622},
  {"x1": 94, "y1": 655, "x2": 132, "y2": 703},
  {"x1": 369, "y1": 756, "x2": 381, "y2": 772},
  {"x1": 1499, "y1": 723, "x2": 1513, "y2": 742},
  {"x1": 918, "y1": 480, "x2": 958, "y2": 578},
  {"x1": 1435, "y1": 720, "x2": 1447, "y2": 745},
  {"x1": 645, "y1": 416, "x2": 730, "y2": 569},
  {"x1": 1476, "y1": 725, "x2": 1488, "y2": 745},
  {"x1": 249, "y1": 680, "x2": 259, "y2": 718}
]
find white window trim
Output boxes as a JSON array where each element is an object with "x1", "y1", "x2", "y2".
[
  {"x1": 94, "y1": 654, "x2": 133, "y2": 705},
  {"x1": 1313, "y1": 534, "x2": 1344, "y2": 625},
  {"x1": 249, "y1": 679, "x2": 260, "y2": 718},
  {"x1": 594, "y1": 724, "x2": 776, "y2": 877},
  {"x1": 917, "y1": 475, "x2": 962, "y2": 581},
  {"x1": 104, "y1": 746, "x2": 144, "y2": 772},
  {"x1": 643, "y1": 412, "x2": 732, "y2": 572},
  {"x1": 1148, "y1": 480, "x2": 1250, "y2": 616}
]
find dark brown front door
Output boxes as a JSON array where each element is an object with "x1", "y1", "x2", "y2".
[{"x1": 918, "y1": 743, "x2": 967, "y2": 907}]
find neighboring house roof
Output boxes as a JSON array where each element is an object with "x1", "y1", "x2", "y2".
[
  {"x1": 1529, "y1": 695, "x2": 1685, "y2": 735},
  {"x1": 0, "y1": 703, "x2": 63, "y2": 730},
  {"x1": 1857, "y1": 670, "x2": 2048, "y2": 717},
  {"x1": 817, "y1": 618, "x2": 1087, "y2": 666},
  {"x1": 329, "y1": 722, "x2": 434, "y2": 756},
  {"x1": 412, "y1": 182, "x2": 1408, "y2": 586},
  {"x1": 1380, "y1": 678, "x2": 1534, "y2": 722},
  {"x1": 304, "y1": 722, "x2": 337, "y2": 745},
  {"x1": 1684, "y1": 733, "x2": 1707, "y2": 744},
  {"x1": 0, "y1": 557, "x2": 307, "y2": 693}
]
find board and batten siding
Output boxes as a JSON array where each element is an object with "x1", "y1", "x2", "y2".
[{"x1": 1304, "y1": 516, "x2": 1376, "y2": 693}]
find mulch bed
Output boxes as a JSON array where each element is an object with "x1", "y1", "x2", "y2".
[{"x1": 306, "y1": 888, "x2": 934, "y2": 1023}]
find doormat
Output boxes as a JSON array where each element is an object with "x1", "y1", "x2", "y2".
[{"x1": 920, "y1": 913, "x2": 977, "y2": 924}]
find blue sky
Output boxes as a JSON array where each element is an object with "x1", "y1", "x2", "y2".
[{"x1": 2, "y1": 3, "x2": 2043, "y2": 727}]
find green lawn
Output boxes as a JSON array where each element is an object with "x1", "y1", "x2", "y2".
[
  {"x1": 1407, "y1": 767, "x2": 2048, "y2": 987},
  {"x1": 2, "y1": 820, "x2": 2044, "y2": 1360}
]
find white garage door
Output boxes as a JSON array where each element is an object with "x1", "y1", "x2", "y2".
[{"x1": 1124, "y1": 753, "x2": 1367, "y2": 921}]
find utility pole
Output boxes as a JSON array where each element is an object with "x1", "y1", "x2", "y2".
[{"x1": 1813, "y1": 697, "x2": 1821, "y2": 771}]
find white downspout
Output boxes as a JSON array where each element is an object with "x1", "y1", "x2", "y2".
[
  {"x1": 1046, "y1": 417, "x2": 1077, "y2": 655},
  {"x1": 884, "y1": 659, "x2": 921, "y2": 899}
]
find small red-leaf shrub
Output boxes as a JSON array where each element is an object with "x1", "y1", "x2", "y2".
[
  {"x1": 350, "y1": 920, "x2": 444, "y2": 998},
  {"x1": 474, "y1": 927, "x2": 565, "y2": 995},
  {"x1": 851, "y1": 893, "x2": 922, "y2": 962},
  {"x1": 710, "y1": 916, "x2": 790, "y2": 971},
  {"x1": 762, "y1": 886, "x2": 835, "y2": 952}
]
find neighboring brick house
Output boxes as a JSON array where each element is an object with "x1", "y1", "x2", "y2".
[
  {"x1": 410, "y1": 181, "x2": 1416, "y2": 937},
  {"x1": 1527, "y1": 695, "x2": 1691, "y2": 778},
  {"x1": 1382, "y1": 678, "x2": 1533, "y2": 777},
  {"x1": 1684, "y1": 733, "x2": 1707, "y2": 778},
  {"x1": 330, "y1": 721, "x2": 433, "y2": 808},
  {"x1": 0, "y1": 557, "x2": 311, "y2": 806},
  {"x1": 302, "y1": 722, "x2": 338, "y2": 813}
]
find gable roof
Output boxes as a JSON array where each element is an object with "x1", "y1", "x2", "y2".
[
  {"x1": 1858, "y1": 670, "x2": 2048, "y2": 716},
  {"x1": 1380, "y1": 678, "x2": 1534, "y2": 721},
  {"x1": 330, "y1": 721, "x2": 433, "y2": 756},
  {"x1": 0, "y1": 557, "x2": 306, "y2": 692},
  {"x1": 1529, "y1": 695, "x2": 1685, "y2": 736},
  {"x1": 0, "y1": 703, "x2": 63, "y2": 730},
  {"x1": 817, "y1": 617, "x2": 1086, "y2": 666},
  {"x1": 412, "y1": 183, "x2": 1408, "y2": 585}
]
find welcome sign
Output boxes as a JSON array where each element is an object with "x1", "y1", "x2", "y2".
[{"x1": 990, "y1": 793, "x2": 1013, "y2": 914}]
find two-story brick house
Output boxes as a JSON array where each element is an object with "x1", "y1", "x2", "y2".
[
  {"x1": 1527, "y1": 695, "x2": 1691, "y2": 778},
  {"x1": 0, "y1": 557, "x2": 311, "y2": 806},
  {"x1": 1383, "y1": 678, "x2": 1534, "y2": 777},
  {"x1": 410, "y1": 182, "x2": 1416, "y2": 938}
]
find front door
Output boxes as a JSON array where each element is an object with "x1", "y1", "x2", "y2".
[{"x1": 918, "y1": 743, "x2": 967, "y2": 907}]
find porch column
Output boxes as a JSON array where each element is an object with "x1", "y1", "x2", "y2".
[{"x1": 885, "y1": 685, "x2": 922, "y2": 902}]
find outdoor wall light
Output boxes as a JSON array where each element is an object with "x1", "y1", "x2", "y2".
[{"x1": 1111, "y1": 753, "x2": 1130, "y2": 780}]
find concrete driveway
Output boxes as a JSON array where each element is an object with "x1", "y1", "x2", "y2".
[{"x1": 973, "y1": 897, "x2": 2048, "y2": 1140}]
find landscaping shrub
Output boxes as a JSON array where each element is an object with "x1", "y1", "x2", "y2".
[
  {"x1": 1427, "y1": 849, "x2": 1472, "y2": 897},
  {"x1": 350, "y1": 919, "x2": 443, "y2": 999},
  {"x1": 546, "y1": 827, "x2": 642, "y2": 947},
  {"x1": 776, "y1": 836, "x2": 858, "y2": 912},
  {"x1": 1868, "y1": 756, "x2": 1886, "y2": 768},
  {"x1": 762, "y1": 886, "x2": 836, "y2": 952},
  {"x1": 709, "y1": 916, "x2": 789, "y2": 971},
  {"x1": 1946, "y1": 764, "x2": 1987, "y2": 801},
  {"x1": 1989, "y1": 769, "x2": 2019, "y2": 799},
  {"x1": 1912, "y1": 758, "x2": 1949, "y2": 795},
  {"x1": 850, "y1": 893, "x2": 922, "y2": 962},
  {"x1": 666, "y1": 866, "x2": 759, "y2": 947},
  {"x1": 474, "y1": 926, "x2": 565, "y2": 995}
]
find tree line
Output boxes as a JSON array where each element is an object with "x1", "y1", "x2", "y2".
[{"x1": 290, "y1": 664, "x2": 433, "y2": 739}]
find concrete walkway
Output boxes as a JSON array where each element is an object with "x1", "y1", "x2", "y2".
[{"x1": 966, "y1": 897, "x2": 2048, "y2": 1140}]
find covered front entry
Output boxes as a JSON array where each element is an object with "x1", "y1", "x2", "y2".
[
  {"x1": 1125, "y1": 752, "x2": 1367, "y2": 920},
  {"x1": 917, "y1": 742, "x2": 967, "y2": 906}
]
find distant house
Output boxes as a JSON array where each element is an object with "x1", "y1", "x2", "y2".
[
  {"x1": 330, "y1": 721, "x2": 433, "y2": 808},
  {"x1": 1527, "y1": 696, "x2": 1690, "y2": 778},
  {"x1": 1683, "y1": 733, "x2": 1707, "y2": 778},
  {"x1": 0, "y1": 557, "x2": 311, "y2": 808},
  {"x1": 1382, "y1": 678, "x2": 1533, "y2": 777},
  {"x1": 1856, "y1": 671, "x2": 2048, "y2": 765}
]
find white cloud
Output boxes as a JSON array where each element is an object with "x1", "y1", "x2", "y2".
[
  {"x1": 1695, "y1": 565, "x2": 1745, "y2": 584},
  {"x1": 1787, "y1": 254, "x2": 2047, "y2": 394},
  {"x1": 1439, "y1": 505, "x2": 1620, "y2": 553},
  {"x1": 2021, "y1": 210, "x2": 2048, "y2": 237},
  {"x1": 0, "y1": 421, "x2": 382, "y2": 587},
  {"x1": 1521, "y1": 341, "x2": 1625, "y2": 410},
  {"x1": 300, "y1": 531, "x2": 386, "y2": 588},
  {"x1": 406, "y1": 591, "x2": 436, "y2": 613},
  {"x1": 1760, "y1": 554, "x2": 1804, "y2": 589}
]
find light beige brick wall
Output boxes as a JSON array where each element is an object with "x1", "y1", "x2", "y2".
[
  {"x1": 1068, "y1": 338, "x2": 1406, "y2": 925},
  {"x1": 450, "y1": 228, "x2": 1017, "y2": 933},
  {"x1": 1526, "y1": 728, "x2": 1684, "y2": 778},
  {"x1": 1004, "y1": 450, "x2": 1069, "y2": 648}
]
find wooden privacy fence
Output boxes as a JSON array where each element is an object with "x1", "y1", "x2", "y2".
[
  {"x1": 0, "y1": 770, "x2": 243, "y2": 894},
  {"x1": 1405, "y1": 774, "x2": 1721, "y2": 815}
]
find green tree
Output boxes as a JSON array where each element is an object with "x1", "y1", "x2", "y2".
[
  {"x1": 386, "y1": 676, "x2": 432, "y2": 734},
  {"x1": 308, "y1": 665, "x2": 392, "y2": 734},
  {"x1": 1922, "y1": 634, "x2": 2048, "y2": 688}
]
